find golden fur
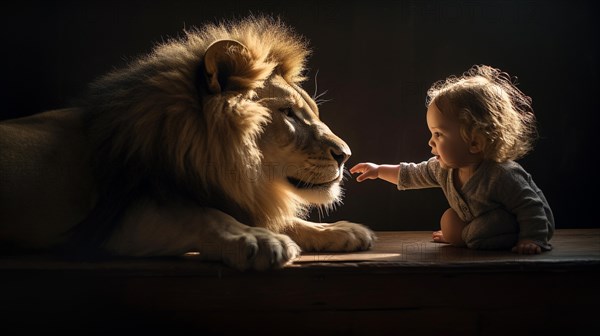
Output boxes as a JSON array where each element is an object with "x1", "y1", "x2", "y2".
[{"x1": 0, "y1": 16, "x2": 375, "y2": 270}]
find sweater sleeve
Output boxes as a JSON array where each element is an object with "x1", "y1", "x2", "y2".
[
  {"x1": 493, "y1": 165, "x2": 553, "y2": 250},
  {"x1": 397, "y1": 157, "x2": 442, "y2": 191}
]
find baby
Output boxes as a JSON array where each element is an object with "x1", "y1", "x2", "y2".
[{"x1": 351, "y1": 65, "x2": 554, "y2": 254}]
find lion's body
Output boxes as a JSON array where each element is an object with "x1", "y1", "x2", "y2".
[
  {"x1": 0, "y1": 17, "x2": 374, "y2": 270},
  {"x1": 0, "y1": 109, "x2": 94, "y2": 249}
]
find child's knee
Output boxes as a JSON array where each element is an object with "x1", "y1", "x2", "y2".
[
  {"x1": 441, "y1": 208, "x2": 461, "y2": 226},
  {"x1": 440, "y1": 208, "x2": 466, "y2": 247}
]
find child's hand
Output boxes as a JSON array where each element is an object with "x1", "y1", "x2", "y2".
[
  {"x1": 350, "y1": 163, "x2": 380, "y2": 182},
  {"x1": 511, "y1": 239, "x2": 542, "y2": 254}
]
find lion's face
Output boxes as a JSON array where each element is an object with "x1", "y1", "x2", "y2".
[
  {"x1": 194, "y1": 37, "x2": 350, "y2": 220},
  {"x1": 255, "y1": 74, "x2": 351, "y2": 205}
]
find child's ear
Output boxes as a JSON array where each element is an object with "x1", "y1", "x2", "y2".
[{"x1": 469, "y1": 133, "x2": 486, "y2": 154}]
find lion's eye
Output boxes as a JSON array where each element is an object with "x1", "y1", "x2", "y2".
[{"x1": 279, "y1": 107, "x2": 296, "y2": 119}]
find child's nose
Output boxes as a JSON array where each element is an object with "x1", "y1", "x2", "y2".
[{"x1": 428, "y1": 137, "x2": 435, "y2": 147}]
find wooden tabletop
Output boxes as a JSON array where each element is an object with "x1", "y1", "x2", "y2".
[
  {"x1": 294, "y1": 229, "x2": 600, "y2": 267},
  {"x1": 1, "y1": 229, "x2": 598, "y2": 275}
]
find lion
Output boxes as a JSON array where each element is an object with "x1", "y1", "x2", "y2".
[{"x1": 0, "y1": 16, "x2": 375, "y2": 270}]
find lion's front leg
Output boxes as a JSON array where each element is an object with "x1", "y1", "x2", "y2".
[
  {"x1": 104, "y1": 202, "x2": 301, "y2": 271},
  {"x1": 282, "y1": 218, "x2": 376, "y2": 252}
]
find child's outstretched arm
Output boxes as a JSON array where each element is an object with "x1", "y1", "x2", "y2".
[{"x1": 350, "y1": 163, "x2": 400, "y2": 184}]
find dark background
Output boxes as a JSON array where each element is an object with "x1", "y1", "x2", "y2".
[{"x1": 1, "y1": 0, "x2": 597, "y2": 231}]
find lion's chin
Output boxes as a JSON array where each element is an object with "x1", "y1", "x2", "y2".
[
  {"x1": 286, "y1": 177, "x2": 342, "y2": 205},
  {"x1": 286, "y1": 176, "x2": 337, "y2": 190}
]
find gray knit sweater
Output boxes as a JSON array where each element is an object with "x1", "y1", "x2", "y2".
[{"x1": 397, "y1": 157, "x2": 554, "y2": 249}]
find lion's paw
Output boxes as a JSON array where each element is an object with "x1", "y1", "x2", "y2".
[
  {"x1": 321, "y1": 221, "x2": 377, "y2": 252},
  {"x1": 224, "y1": 227, "x2": 301, "y2": 271}
]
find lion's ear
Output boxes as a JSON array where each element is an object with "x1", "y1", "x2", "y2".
[{"x1": 203, "y1": 39, "x2": 249, "y2": 94}]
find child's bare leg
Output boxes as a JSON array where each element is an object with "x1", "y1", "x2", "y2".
[{"x1": 433, "y1": 208, "x2": 467, "y2": 247}]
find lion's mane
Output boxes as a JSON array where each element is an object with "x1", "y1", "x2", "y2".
[{"x1": 81, "y1": 16, "x2": 313, "y2": 241}]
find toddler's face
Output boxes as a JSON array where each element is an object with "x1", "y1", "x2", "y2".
[{"x1": 426, "y1": 103, "x2": 479, "y2": 169}]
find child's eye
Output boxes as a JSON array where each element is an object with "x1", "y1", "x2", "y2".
[{"x1": 433, "y1": 132, "x2": 442, "y2": 138}]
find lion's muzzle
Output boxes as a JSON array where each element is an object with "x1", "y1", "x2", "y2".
[{"x1": 326, "y1": 136, "x2": 351, "y2": 169}]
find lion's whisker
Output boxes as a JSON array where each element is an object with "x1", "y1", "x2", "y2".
[{"x1": 312, "y1": 70, "x2": 332, "y2": 106}]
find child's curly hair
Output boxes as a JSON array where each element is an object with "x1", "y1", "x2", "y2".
[{"x1": 426, "y1": 65, "x2": 538, "y2": 162}]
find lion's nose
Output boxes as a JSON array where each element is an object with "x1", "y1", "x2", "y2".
[{"x1": 330, "y1": 145, "x2": 351, "y2": 167}]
